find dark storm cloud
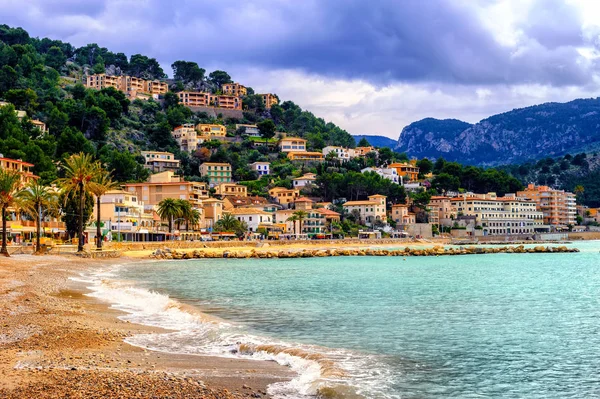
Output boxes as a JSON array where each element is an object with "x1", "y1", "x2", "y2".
[{"x1": 1, "y1": 0, "x2": 593, "y2": 86}]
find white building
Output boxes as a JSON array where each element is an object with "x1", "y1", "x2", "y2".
[
  {"x1": 228, "y1": 208, "x2": 273, "y2": 232},
  {"x1": 292, "y1": 173, "x2": 317, "y2": 188},
  {"x1": 361, "y1": 167, "x2": 400, "y2": 184},
  {"x1": 236, "y1": 124, "x2": 261, "y2": 137},
  {"x1": 250, "y1": 161, "x2": 270, "y2": 176},
  {"x1": 323, "y1": 146, "x2": 356, "y2": 161}
]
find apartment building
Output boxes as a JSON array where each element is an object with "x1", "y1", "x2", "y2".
[
  {"x1": 450, "y1": 192, "x2": 545, "y2": 235},
  {"x1": 250, "y1": 161, "x2": 270, "y2": 176},
  {"x1": 292, "y1": 173, "x2": 317, "y2": 188},
  {"x1": 93, "y1": 189, "x2": 157, "y2": 234},
  {"x1": 517, "y1": 184, "x2": 577, "y2": 227},
  {"x1": 199, "y1": 162, "x2": 232, "y2": 186},
  {"x1": 279, "y1": 137, "x2": 307, "y2": 152},
  {"x1": 389, "y1": 162, "x2": 420, "y2": 182},
  {"x1": 123, "y1": 171, "x2": 209, "y2": 209},
  {"x1": 172, "y1": 124, "x2": 198, "y2": 152},
  {"x1": 141, "y1": 151, "x2": 180, "y2": 173},
  {"x1": 361, "y1": 167, "x2": 400, "y2": 184},
  {"x1": 222, "y1": 83, "x2": 247, "y2": 97},
  {"x1": 391, "y1": 204, "x2": 416, "y2": 225},
  {"x1": 428, "y1": 196, "x2": 457, "y2": 226},
  {"x1": 177, "y1": 91, "x2": 209, "y2": 107},
  {"x1": 215, "y1": 95, "x2": 242, "y2": 110},
  {"x1": 343, "y1": 194, "x2": 387, "y2": 226},
  {"x1": 258, "y1": 93, "x2": 278, "y2": 109},
  {"x1": 214, "y1": 183, "x2": 247, "y2": 198},
  {"x1": 0, "y1": 155, "x2": 38, "y2": 184},
  {"x1": 85, "y1": 74, "x2": 168, "y2": 98},
  {"x1": 269, "y1": 187, "x2": 301, "y2": 206}
]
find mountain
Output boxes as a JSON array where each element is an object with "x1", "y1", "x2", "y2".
[
  {"x1": 353, "y1": 135, "x2": 397, "y2": 148},
  {"x1": 396, "y1": 99, "x2": 600, "y2": 166}
]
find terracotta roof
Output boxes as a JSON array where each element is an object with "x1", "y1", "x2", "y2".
[
  {"x1": 343, "y1": 200, "x2": 379, "y2": 206},
  {"x1": 295, "y1": 197, "x2": 314, "y2": 203},
  {"x1": 226, "y1": 208, "x2": 272, "y2": 216},
  {"x1": 316, "y1": 208, "x2": 340, "y2": 216}
]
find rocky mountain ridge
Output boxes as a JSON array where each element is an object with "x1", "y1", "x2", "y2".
[{"x1": 396, "y1": 98, "x2": 600, "y2": 166}]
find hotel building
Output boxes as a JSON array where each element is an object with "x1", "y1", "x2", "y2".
[
  {"x1": 517, "y1": 184, "x2": 577, "y2": 227},
  {"x1": 123, "y1": 171, "x2": 209, "y2": 209},
  {"x1": 222, "y1": 83, "x2": 247, "y2": 97},
  {"x1": 343, "y1": 194, "x2": 387, "y2": 226},
  {"x1": 199, "y1": 162, "x2": 232, "y2": 186},
  {"x1": 141, "y1": 151, "x2": 180, "y2": 173}
]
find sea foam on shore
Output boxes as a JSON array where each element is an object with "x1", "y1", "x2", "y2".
[{"x1": 72, "y1": 265, "x2": 392, "y2": 399}]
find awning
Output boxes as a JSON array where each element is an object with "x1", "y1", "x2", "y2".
[{"x1": 138, "y1": 229, "x2": 149, "y2": 234}]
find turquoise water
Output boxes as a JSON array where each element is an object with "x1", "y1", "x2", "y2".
[{"x1": 98, "y1": 242, "x2": 600, "y2": 398}]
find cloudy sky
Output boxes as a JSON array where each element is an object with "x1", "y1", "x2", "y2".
[{"x1": 3, "y1": 0, "x2": 600, "y2": 139}]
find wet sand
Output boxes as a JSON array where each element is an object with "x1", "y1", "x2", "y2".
[{"x1": 0, "y1": 255, "x2": 294, "y2": 398}]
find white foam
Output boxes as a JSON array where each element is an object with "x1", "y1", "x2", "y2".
[{"x1": 76, "y1": 266, "x2": 398, "y2": 399}]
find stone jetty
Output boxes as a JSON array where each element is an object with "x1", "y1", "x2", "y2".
[{"x1": 150, "y1": 245, "x2": 579, "y2": 260}]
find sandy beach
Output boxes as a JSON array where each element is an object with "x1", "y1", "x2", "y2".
[{"x1": 0, "y1": 254, "x2": 294, "y2": 398}]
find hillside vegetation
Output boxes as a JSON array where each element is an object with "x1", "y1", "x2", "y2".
[{"x1": 0, "y1": 24, "x2": 355, "y2": 184}]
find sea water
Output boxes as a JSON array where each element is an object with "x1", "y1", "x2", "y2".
[{"x1": 83, "y1": 241, "x2": 600, "y2": 398}]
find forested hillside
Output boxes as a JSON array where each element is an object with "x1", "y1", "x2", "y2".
[{"x1": 0, "y1": 24, "x2": 355, "y2": 184}]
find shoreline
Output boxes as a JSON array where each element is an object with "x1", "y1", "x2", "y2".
[{"x1": 0, "y1": 255, "x2": 294, "y2": 398}]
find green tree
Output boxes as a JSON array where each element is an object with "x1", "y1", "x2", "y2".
[
  {"x1": 17, "y1": 179, "x2": 59, "y2": 253},
  {"x1": 171, "y1": 61, "x2": 205, "y2": 83},
  {"x1": 293, "y1": 210, "x2": 308, "y2": 234},
  {"x1": 89, "y1": 170, "x2": 119, "y2": 250},
  {"x1": 416, "y1": 158, "x2": 433, "y2": 176},
  {"x1": 0, "y1": 169, "x2": 22, "y2": 256},
  {"x1": 286, "y1": 214, "x2": 299, "y2": 235},
  {"x1": 257, "y1": 119, "x2": 276, "y2": 146},
  {"x1": 208, "y1": 70, "x2": 232, "y2": 89},
  {"x1": 157, "y1": 198, "x2": 181, "y2": 233},
  {"x1": 56, "y1": 153, "x2": 101, "y2": 252},
  {"x1": 357, "y1": 137, "x2": 370, "y2": 147}
]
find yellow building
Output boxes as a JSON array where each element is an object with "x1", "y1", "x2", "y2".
[
  {"x1": 199, "y1": 162, "x2": 232, "y2": 186},
  {"x1": 222, "y1": 83, "x2": 247, "y2": 97},
  {"x1": 0, "y1": 156, "x2": 38, "y2": 184},
  {"x1": 31, "y1": 120, "x2": 48, "y2": 134},
  {"x1": 123, "y1": 171, "x2": 209, "y2": 208},
  {"x1": 201, "y1": 198, "x2": 224, "y2": 230},
  {"x1": 279, "y1": 137, "x2": 307, "y2": 152},
  {"x1": 269, "y1": 187, "x2": 301, "y2": 206},
  {"x1": 141, "y1": 151, "x2": 180, "y2": 173},
  {"x1": 172, "y1": 124, "x2": 198, "y2": 152},
  {"x1": 287, "y1": 152, "x2": 324, "y2": 162},
  {"x1": 196, "y1": 124, "x2": 227, "y2": 141},
  {"x1": 517, "y1": 184, "x2": 577, "y2": 227},
  {"x1": 85, "y1": 74, "x2": 168, "y2": 99},
  {"x1": 214, "y1": 95, "x2": 241, "y2": 110},
  {"x1": 259, "y1": 93, "x2": 278, "y2": 109},
  {"x1": 177, "y1": 91, "x2": 209, "y2": 107},
  {"x1": 214, "y1": 183, "x2": 248, "y2": 198},
  {"x1": 93, "y1": 189, "x2": 157, "y2": 233},
  {"x1": 343, "y1": 194, "x2": 387, "y2": 226}
]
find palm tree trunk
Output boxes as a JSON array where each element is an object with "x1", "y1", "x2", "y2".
[
  {"x1": 36, "y1": 202, "x2": 41, "y2": 255},
  {"x1": 1, "y1": 206, "x2": 8, "y2": 257},
  {"x1": 168, "y1": 216, "x2": 172, "y2": 233},
  {"x1": 96, "y1": 195, "x2": 102, "y2": 250},
  {"x1": 78, "y1": 185, "x2": 84, "y2": 252}
]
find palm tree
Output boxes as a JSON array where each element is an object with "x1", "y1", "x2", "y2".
[
  {"x1": 89, "y1": 170, "x2": 119, "y2": 250},
  {"x1": 175, "y1": 199, "x2": 192, "y2": 231},
  {"x1": 0, "y1": 170, "x2": 22, "y2": 256},
  {"x1": 17, "y1": 180, "x2": 59, "y2": 254},
  {"x1": 214, "y1": 212, "x2": 239, "y2": 232},
  {"x1": 286, "y1": 214, "x2": 299, "y2": 235},
  {"x1": 293, "y1": 210, "x2": 308, "y2": 235},
  {"x1": 56, "y1": 153, "x2": 101, "y2": 252},
  {"x1": 157, "y1": 198, "x2": 181, "y2": 233},
  {"x1": 187, "y1": 208, "x2": 201, "y2": 232}
]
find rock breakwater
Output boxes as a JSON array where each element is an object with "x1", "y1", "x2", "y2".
[{"x1": 150, "y1": 245, "x2": 579, "y2": 260}]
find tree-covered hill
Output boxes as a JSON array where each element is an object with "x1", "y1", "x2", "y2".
[{"x1": 0, "y1": 24, "x2": 355, "y2": 184}]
